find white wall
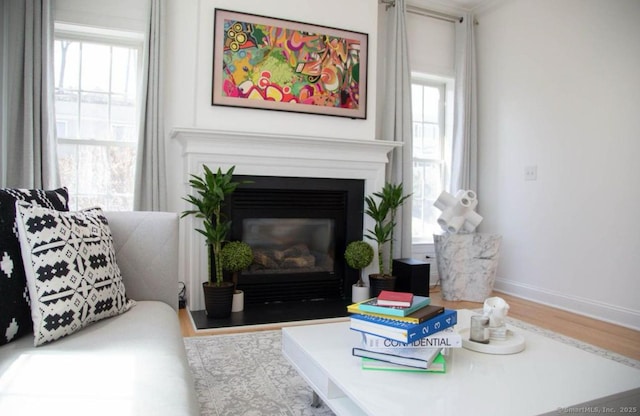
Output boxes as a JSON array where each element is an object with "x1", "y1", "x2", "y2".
[
  {"x1": 475, "y1": 0, "x2": 640, "y2": 329},
  {"x1": 164, "y1": 0, "x2": 379, "y2": 212}
]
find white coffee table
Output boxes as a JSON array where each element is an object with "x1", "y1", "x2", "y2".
[{"x1": 282, "y1": 309, "x2": 640, "y2": 416}]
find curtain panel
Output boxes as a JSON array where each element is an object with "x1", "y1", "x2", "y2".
[
  {"x1": 380, "y1": 0, "x2": 413, "y2": 259},
  {"x1": 134, "y1": 0, "x2": 167, "y2": 211},
  {"x1": 1, "y1": 0, "x2": 59, "y2": 189},
  {"x1": 450, "y1": 13, "x2": 478, "y2": 193}
]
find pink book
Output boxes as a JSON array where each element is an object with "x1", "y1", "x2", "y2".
[{"x1": 376, "y1": 290, "x2": 413, "y2": 307}]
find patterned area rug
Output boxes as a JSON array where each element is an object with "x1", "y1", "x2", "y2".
[
  {"x1": 184, "y1": 316, "x2": 640, "y2": 416},
  {"x1": 184, "y1": 330, "x2": 335, "y2": 416},
  {"x1": 499, "y1": 314, "x2": 640, "y2": 370}
]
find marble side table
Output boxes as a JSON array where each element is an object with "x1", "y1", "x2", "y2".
[{"x1": 434, "y1": 233, "x2": 502, "y2": 301}]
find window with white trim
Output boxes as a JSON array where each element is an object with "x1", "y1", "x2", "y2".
[
  {"x1": 411, "y1": 78, "x2": 449, "y2": 244},
  {"x1": 54, "y1": 25, "x2": 143, "y2": 211}
]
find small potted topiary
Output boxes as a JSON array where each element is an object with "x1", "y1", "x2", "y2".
[
  {"x1": 344, "y1": 240, "x2": 374, "y2": 302},
  {"x1": 220, "y1": 241, "x2": 253, "y2": 312}
]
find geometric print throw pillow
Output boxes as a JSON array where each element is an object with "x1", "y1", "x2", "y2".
[
  {"x1": 0, "y1": 187, "x2": 69, "y2": 346},
  {"x1": 14, "y1": 203, "x2": 135, "y2": 346}
]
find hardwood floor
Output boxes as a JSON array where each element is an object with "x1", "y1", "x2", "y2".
[{"x1": 179, "y1": 289, "x2": 640, "y2": 361}]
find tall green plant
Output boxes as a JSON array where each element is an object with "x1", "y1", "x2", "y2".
[
  {"x1": 377, "y1": 182, "x2": 411, "y2": 276},
  {"x1": 364, "y1": 194, "x2": 392, "y2": 275},
  {"x1": 364, "y1": 182, "x2": 411, "y2": 277},
  {"x1": 181, "y1": 165, "x2": 241, "y2": 286}
]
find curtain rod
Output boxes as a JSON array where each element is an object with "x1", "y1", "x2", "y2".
[{"x1": 380, "y1": 0, "x2": 463, "y2": 23}]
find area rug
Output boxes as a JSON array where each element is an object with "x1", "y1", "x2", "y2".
[
  {"x1": 184, "y1": 317, "x2": 640, "y2": 416},
  {"x1": 184, "y1": 330, "x2": 335, "y2": 416}
]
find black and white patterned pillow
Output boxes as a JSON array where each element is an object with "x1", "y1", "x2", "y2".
[
  {"x1": 0, "y1": 188, "x2": 69, "y2": 346},
  {"x1": 15, "y1": 203, "x2": 135, "y2": 346}
]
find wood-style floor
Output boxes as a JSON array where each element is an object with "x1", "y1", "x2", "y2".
[{"x1": 179, "y1": 289, "x2": 640, "y2": 361}]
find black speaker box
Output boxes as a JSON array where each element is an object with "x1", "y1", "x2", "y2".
[{"x1": 392, "y1": 258, "x2": 430, "y2": 297}]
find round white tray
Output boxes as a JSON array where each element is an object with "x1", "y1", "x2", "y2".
[{"x1": 459, "y1": 328, "x2": 526, "y2": 354}]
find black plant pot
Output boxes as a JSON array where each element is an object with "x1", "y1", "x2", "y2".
[
  {"x1": 202, "y1": 282, "x2": 235, "y2": 318},
  {"x1": 368, "y1": 274, "x2": 397, "y2": 298}
]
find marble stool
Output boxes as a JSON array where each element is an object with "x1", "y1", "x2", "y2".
[{"x1": 433, "y1": 233, "x2": 502, "y2": 302}]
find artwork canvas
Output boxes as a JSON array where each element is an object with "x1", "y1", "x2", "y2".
[{"x1": 212, "y1": 9, "x2": 368, "y2": 119}]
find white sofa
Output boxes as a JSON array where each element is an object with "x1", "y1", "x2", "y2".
[{"x1": 0, "y1": 211, "x2": 200, "y2": 416}]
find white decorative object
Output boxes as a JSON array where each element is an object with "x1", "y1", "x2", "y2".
[
  {"x1": 483, "y1": 296, "x2": 510, "y2": 340},
  {"x1": 433, "y1": 190, "x2": 483, "y2": 233},
  {"x1": 351, "y1": 284, "x2": 370, "y2": 303},
  {"x1": 433, "y1": 233, "x2": 502, "y2": 302},
  {"x1": 232, "y1": 290, "x2": 244, "y2": 312}
]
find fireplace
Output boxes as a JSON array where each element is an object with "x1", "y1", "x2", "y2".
[
  {"x1": 173, "y1": 127, "x2": 398, "y2": 311},
  {"x1": 223, "y1": 176, "x2": 364, "y2": 304}
]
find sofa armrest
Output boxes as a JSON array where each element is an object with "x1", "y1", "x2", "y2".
[{"x1": 104, "y1": 211, "x2": 179, "y2": 310}]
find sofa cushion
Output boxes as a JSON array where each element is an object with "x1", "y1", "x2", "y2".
[
  {"x1": 14, "y1": 204, "x2": 135, "y2": 346},
  {"x1": 0, "y1": 188, "x2": 69, "y2": 346},
  {"x1": 0, "y1": 301, "x2": 200, "y2": 416}
]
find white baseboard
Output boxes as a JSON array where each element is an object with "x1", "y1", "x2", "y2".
[{"x1": 494, "y1": 278, "x2": 640, "y2": 331}]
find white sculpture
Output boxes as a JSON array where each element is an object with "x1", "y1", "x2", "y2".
[
  {"x1": 483, "y1": 296, "x2": 510, "y2": 341},
  {"x1": 433, "y1": 190, "x2": 483, "y2": 233}
]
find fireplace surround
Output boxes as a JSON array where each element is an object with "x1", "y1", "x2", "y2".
[{"x1": 172, "y1": 128, "x2": 400, "y2": 311}]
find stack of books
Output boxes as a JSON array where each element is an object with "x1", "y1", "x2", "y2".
[{"x1": 348, "y1": 290, "x2": 460, "y2": 372}]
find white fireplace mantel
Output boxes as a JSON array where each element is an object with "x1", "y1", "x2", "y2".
[{"x1": 171, "y1": 127, "x2": 401, "y2": 311}]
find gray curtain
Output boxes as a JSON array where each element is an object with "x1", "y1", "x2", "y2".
[
  {"x1": 1, "y1": 0, "x2": 59, "y2": 189},
  {"x1": 381, "y1": 0, "x2": 413, "y2": 258},
  {"x1": 450, "y1": 13, "x2": 478, "y2": 193},
  {"x1": 134, "y1": 0, "x2": 167, "y2": 211}
]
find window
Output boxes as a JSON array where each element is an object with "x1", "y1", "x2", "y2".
[
  {"x1": 411, "y1": 78, "x2": 450, "y2": 244},
  {"x1": 54, "y1": 25, "x2": 143, "y2": 211}
]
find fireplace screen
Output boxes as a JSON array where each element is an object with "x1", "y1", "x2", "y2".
[{"x1": 243, "y1": 218, "x2": 335, "y2": 275}]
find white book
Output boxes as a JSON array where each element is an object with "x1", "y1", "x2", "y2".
[
  {"x1": 352, "y1": 345, "x2": 442, "y2": 370},
  {"x1": 361, "y1": 330, "x2": 462, "y2": 349}
]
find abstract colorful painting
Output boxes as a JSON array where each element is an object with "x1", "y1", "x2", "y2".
[{"x1": 212, "y1": 9, "x2": 368, "y2": 119}]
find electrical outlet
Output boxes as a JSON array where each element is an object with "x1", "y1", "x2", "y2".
[{"x1": 524, "y1": 165, "x2": 537, "y2": 181}]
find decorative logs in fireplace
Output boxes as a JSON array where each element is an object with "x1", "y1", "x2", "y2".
[{"x1": 251, "y1": 243, "x2": 333, "y2": 273}]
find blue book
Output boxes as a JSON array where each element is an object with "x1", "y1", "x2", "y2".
[
  {"x1": 350, "y1": 309, "x2": 458, "y2": 344},
  {"x1": 356, "y1": 295, "x2": 431, "y2": 317}
]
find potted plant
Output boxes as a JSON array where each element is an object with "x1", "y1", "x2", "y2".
[
  {"x1": 181, "y1": 165, "x2": 242, "y2": 318},
  {"x1": 344, "y1": 240, "x2": 374, "y2": 302},
  {"x1": 220, "y1": 240, "x2": 253, "y2": 312},
  {"x1": 364, "y1": 182, "x2": 411, "y2": 297}
]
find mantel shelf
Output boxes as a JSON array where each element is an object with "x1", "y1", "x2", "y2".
[{"x1": 171, "y1": 127, "x2": 401, "y2": 164}]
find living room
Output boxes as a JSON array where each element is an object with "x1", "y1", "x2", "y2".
[{"x1": 1, "y1": 0, "x2": 639, "y2": 414}]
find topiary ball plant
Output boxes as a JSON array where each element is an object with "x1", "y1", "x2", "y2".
[
  {"x1": 220, "y1": 241, "x2": 253, "y2": 292},
  {"x1": 344, "y1": 241, "x2": 374, "y2": 287}
]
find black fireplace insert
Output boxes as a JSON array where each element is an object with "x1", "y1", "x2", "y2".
[{"x1": 221, "y1": 175, "x2": 364, "y2": 304}]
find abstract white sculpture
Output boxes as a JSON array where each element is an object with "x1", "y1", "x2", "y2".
[{"x1": 433, "y1": 190, "x2": 483, "y2": 233}]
